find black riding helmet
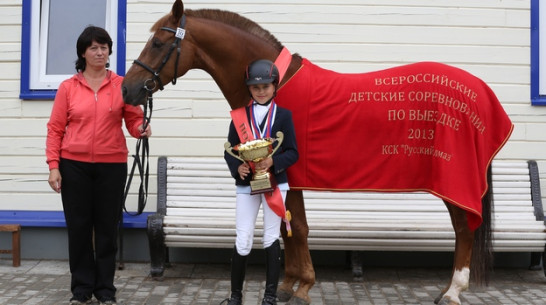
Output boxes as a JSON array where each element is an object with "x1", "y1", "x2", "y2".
[{"x1": 245, "y1": 59, "x2": 279, "y2": 86}]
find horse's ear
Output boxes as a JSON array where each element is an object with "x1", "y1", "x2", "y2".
[{"x1": 171, "y1": 0, "x2": 184, "y2": 22}]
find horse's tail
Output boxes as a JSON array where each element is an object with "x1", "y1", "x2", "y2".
[{"x1": 471, "y1": 164, "x2": 494, "y2": 286}]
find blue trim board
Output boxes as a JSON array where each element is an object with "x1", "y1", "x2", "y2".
[
  {"x1": 531, "y1": 0, "x2": 546, "y2": 105},
  {"x1": 117, "y1": 0, "x2": 127, "y2": 76},
  {"x1": 18, "y1": 0, "x2": 58, "y2": 100},
  {"x1": 0, "y1": 211, "x2": 150, "y2": 229}
]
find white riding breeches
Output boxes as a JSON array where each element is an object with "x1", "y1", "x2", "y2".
[{"x1": 235, "y1": 190, "x2": 286, "y2": 256}]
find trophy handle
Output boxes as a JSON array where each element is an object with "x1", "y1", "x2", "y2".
[
  {"x1": 224, "y1": 142, "x2": 245, "y2": 162},
  {"x1": 270, "y1": 131, "x2": 284, "y2": 156}
]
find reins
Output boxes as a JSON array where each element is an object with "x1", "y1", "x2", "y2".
[
  {"x1": 122, "y1": 15, "x2": 187, "y2": 216},
  {"x1": 119, "y1": 86, "x2": 153, "y2": 269},
  {"x1": 123, "y1": 85, "x2": 153, "y2": 216}
]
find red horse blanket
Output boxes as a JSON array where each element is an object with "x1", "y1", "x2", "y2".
[{"x1": 275, "y1": 59, "x2": 513, "y2": 230}]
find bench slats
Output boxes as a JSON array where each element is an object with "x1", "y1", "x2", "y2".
[
  {"x1": 164, "y1": 225, "x2": 545, "y2": 238},
  {"x1": 153, "y1": 157, "x2": 545, "y2": 254},
  {"x1": 163, "y1": 216, "x2": 544, "y2": 233},
  {"x1": 165, "y1": 193, "x2": 534, "y2": 204},
  {"x1": 164, "y1": 205, "x2": 539, "y2": 217},
  {"x1": 163, "y1": 238, "x2": 545, "y2": 252}
]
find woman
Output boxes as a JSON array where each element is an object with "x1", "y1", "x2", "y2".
[{"x1": 46, "y1": 26, "x2": 151, "y2": 305}]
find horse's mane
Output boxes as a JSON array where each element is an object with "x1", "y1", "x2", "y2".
[{"x1": 152, "y1": 8, "x2": 284, "y2": 51}]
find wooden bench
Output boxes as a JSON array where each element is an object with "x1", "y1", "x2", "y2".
[
  {"x1": 147, "y1": 156, "x2": 546, "y2": 278},
  {"x1": 0, "y1": 224, "x2": 21, "y2": 267}
]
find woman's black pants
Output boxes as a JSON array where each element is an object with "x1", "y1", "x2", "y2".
[{"x1": 59, "y1": 158, "x2": 127, "y2": 300}]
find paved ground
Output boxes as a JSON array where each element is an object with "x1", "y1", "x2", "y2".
[{"x1": 0, "y1": 259, "x2": 545, "y2": 305}]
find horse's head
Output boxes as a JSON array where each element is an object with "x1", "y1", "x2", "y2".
[
  {"x1": 122, "y1": 0, "x2": 193, "y2": 105},
  {"x1": 123, "y1": 0, "x2": 300, "y2": 109}
]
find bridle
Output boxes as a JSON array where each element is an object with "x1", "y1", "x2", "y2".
[
  {"x1": 133, "y1": 14, "x2": 187, "y2": 91},
  {"x1": 122, "y1": 15, "x2": 187, "y2": 217}
]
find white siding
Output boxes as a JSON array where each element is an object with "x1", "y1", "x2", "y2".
[{"x1": 1, "y1": 0, "x2": 543, "y2": 214}]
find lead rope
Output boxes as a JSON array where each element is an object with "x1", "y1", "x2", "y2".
[
  {"x1": 118, "y1": 88, "x2": 153, "y2": 270},
  {"x1": 123, "y1": 88, "x2": 153, "y2": 216}
]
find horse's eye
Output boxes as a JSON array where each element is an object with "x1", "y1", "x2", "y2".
[{"x1": 152, "y1": 38, "x2": 164, "y2": 49}]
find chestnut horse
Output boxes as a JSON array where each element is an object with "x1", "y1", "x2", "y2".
[{"x1": 122, "y1": 1, "x2": 496, "y2": 304}]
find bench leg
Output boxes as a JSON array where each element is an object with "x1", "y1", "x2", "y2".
[
  {"x1": 12, "y1": 228, "x2": 20, "y2": 267},
  {"x1": 542, "y1": 249, "x2": 546, "y2": 276},
  {"x1": 529, "y1": 252, "x2": 542, "y2": 271},
  {"x1": 147, "y1": 214, "x2": 166, "y2": 279},
  {"x1": 165, "y1": 246, "x2": 172, "y2": 268},
  {"x1": 349, "y1": 251, "x2": 363, "y2": 280},
  {"x1": 0, "y1": 224, "x2": 21, "y2": 267}
]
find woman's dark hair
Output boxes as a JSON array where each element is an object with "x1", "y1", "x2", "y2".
[{"x1": 75, "y1": 26, "x2": 113, "y2": 72}]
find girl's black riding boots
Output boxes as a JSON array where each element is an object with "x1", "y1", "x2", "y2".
[
  {"x1": 262, "y1": 239, "x2": 281, "y2": 305},
  {"x1": 226, "y1": 246, "x2": 247, "y2": 305}
]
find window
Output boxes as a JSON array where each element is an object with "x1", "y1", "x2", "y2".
[
  {"x1": 20, "y1": 0, "x2": 126, "y2": 99},
  {"x1": 531, "y1": 0, "x2": 546, "y2": 105}
]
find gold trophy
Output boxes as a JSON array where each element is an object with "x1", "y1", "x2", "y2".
[{"x1": 224, "y1": 131, "x2": 284, "y2": 194}]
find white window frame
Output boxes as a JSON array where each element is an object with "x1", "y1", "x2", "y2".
[{"x1": 20, "y1": 0, "x2": 126, "y2": 99}]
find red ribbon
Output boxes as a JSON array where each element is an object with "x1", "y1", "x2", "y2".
[
  {"x1": 230, "y1": 107, "x2": 288, "y2": 221},
  {"x1": 227, "y1": 48, "x2": 294, "y2": 236}
]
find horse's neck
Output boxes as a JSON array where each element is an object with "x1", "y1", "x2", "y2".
[{"x1": 188, "y1": 17, "x2": 281, "y2": 109}]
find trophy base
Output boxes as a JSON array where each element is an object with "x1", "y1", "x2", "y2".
[{"x1": 250, "y1": 175, "x2": 277, "y2": 195}]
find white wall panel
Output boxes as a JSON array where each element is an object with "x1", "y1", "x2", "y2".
[{"x1": 1, "y1": 0, "x2": 545, "y2": 213}]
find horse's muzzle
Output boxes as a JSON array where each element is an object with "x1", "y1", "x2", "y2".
[{"x1": 121, "y1": 84, "x2": 147, "y2": 106}]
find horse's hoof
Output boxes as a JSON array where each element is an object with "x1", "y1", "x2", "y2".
[
  {"x1": 436, "y1": 296, "x2": 460, "y2": 305},
  {"x1": 434, "y1": 293, "x2": 443, "y2": 304},
  {"x1": 277, "y1": 288, "x2": 294, "y2": 302},
  {"x1": 286, "y1": 296, "x2": 310, "y2": 305}
]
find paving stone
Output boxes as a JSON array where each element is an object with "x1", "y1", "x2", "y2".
[{"x1": 0, "y1": 259, "x2": 545, "y2": 304}]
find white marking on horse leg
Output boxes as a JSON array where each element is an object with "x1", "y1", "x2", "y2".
[{"x1": 442, "y1": 267, "x2": 469, "y2": 304}]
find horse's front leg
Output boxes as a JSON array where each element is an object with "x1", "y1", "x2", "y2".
[
  {"x1": 278, "y1": 190, "x2": 315, "y2": 305},
  {"x1": 435, "y1": 201, "x2": 474, "y2": 305}
]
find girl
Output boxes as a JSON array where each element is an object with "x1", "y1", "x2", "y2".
[{"x1": 223, "y1": 59, "x2": 298, "y2": 305}]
